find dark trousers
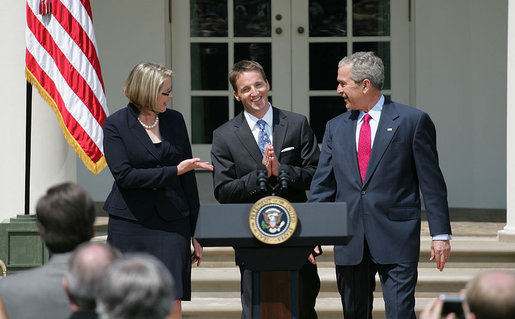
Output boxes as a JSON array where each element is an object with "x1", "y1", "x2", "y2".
[
  {"x1": 335, "y1": 243, "x2": 417, "y2": 319},
  {"x1": 240, "y1": 261, "x2": 320, "y2": 319}
]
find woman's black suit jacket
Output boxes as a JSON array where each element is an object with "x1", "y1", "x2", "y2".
[{"x1": 103, "y1": 103, "x2": 199, "y2": 235}]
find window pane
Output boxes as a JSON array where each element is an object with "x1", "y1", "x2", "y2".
[
  {"x1": 192, "y1": 96, "x2": 229, "y2": 144},
  {"x1": 234, "y1": 0, "x2": 271, "y2": 37},
  {"x1": 234, "y1": 43, "x2": 272, "y2": 86},
  {"x1": 191, "y1": 43, "x2": 228, "y2": 90},
  {"x1": 310, "y1": 43, "x2": 347, "y2": 90},
  {"x1": 309, "y1": 0, "x2": 347, "y2": 37},
  {"x1": 310, "y1": 96, "x2": 347, "y2": 142},
  {"x1": 353, "y1": 42, "x2": 390, "y2": 90},
  {"x1": 190, "y1": 0, "x2": 228, "y2": 37},
  {"x1": 353, "y1": 0, "x2": 390, "y2": 36}
]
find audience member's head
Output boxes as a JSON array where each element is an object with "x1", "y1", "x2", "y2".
[
  {"x1": 465, "y1": 270, "x2": 515, "y2": 319},
  {"x1": 63, "y1": 242, "x2": 120, "y2": 312},
  {"x1": 96, "y1": 253, "x2": 174, "y2": 319},
  {"x1": 36, "y1": 182, "x2": 96, "y2": 253}
]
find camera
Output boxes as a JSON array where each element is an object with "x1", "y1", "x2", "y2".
[{"x1": 439, "y1": 294, "x2": 465, "y2": 319}]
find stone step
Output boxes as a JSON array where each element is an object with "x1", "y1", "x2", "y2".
[
  {"x1": 191, "y1": 266, "x2": 506, "y2": 298},
  {"x1": 93, "y1": 216, "x2": 514, "y2": 318},
  {"x1": 182, "y1": 296, "x2": 437, "y2": 319},
  {"x1": 193, "y1": 236, "x2": 515, "y2": 268},
  {"x1": 186, "y1": 266, "x2": 511, "y2": 318}
]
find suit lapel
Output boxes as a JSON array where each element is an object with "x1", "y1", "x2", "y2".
[
  {"x1": 364, "y1": 101, "x2": 399, "y2": 185},
  {"x1": 343, "y1": 111, "x2": 363, "y2": 185},
  {"x1": 234, "y1": 112, "x2": 263, "y2": 164},
  {"x1": 272, "y1": 107, "x2": 287, "y2": 160},
  {"x1": 127, "y1": 104, "x2": 161, "y2": 161}
]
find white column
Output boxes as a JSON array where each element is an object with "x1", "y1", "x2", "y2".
[
  {"x1": 499, "y1": 0, "x2": 515, "y2": 242},
  {"x1": 0, "y1": 0, "x2": 76, "y2": 222},
  {"x1": 0, "y1": 0, "x2": 26, "y2": 222}
]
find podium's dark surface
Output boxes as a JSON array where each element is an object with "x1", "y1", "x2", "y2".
[{"x1": 195, "y1": 202, "x2": 351, "y2": 249}]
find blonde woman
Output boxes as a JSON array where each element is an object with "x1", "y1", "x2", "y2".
[{"x1": 103, "y1": 62, "x2": 212, "y2": 318}]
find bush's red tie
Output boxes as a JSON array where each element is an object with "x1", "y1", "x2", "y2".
[{"x1": 358, "y1": 114, "x2": 372, "y2": 182}]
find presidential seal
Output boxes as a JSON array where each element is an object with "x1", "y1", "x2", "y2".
[{"x1": 249, "y1": 196, "x2": 298, "y2": 245}]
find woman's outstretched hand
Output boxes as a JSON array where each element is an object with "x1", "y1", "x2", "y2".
[{"x1": 177, "y1": 158, "x2": 213, "y2": 175}]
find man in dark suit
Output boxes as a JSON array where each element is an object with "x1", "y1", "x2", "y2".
[
  {"x1": 211, "y1": 60, "x2": 320, "y2": 318},
  {"x1": 309, "y1": 52, "x2": 452, "y2": 319},
  {"x1": 0, "y1": 183, "x2": 96, "y2": 319}
]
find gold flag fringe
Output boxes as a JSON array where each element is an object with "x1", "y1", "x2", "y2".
[{"x1": 25, "y1": 67, "x2": 107, "y2": 175}]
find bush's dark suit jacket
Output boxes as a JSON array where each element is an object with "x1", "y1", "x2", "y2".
[
  {"x1": 310, "y1": 99, "x2": 451, "y2": 265},
  {"x1": 103, "y1": 103, "x2": 199, "y2": 234},
  {"x1": 211, "y1": 106, "x2": 319, "y2": 205}
]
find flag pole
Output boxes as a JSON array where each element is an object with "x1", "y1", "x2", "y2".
[{"x1": 25, "y1": 81, "x2": 32, "y2": 215}]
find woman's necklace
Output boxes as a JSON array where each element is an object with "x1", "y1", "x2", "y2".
[{"x1": 138, "y1": 115, "x2": 159, "y2": 129}]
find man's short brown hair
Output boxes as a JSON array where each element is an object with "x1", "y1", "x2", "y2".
[{"x1": 229, "y1": 60, "x2": 267, "y2": 92}]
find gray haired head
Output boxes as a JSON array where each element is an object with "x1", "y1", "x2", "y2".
[
  {"x1": 65, "y1": 242, "x2": 120, "y2": 310},
  {"x1": 338, "y1": 52, "x2": 384, "y2": 90},
  {"x1": 96, "y1": 253, "x2": 175, "y2": 319}
]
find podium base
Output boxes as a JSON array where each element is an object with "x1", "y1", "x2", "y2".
[{"x1": 252, "y1": 271, "x2": 297, "y2": 319}]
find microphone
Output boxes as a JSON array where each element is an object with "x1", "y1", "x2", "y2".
[
  {"x1": 257, "y1": 164, "x2": 268, "y2": 192},
  {"x1": 278, "y1": 169, "x2": 289, "y2": 191}
]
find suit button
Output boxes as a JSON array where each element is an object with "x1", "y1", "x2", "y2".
[
  {"x1": 361, "y1": 191, "x2": 366, "y2": 195},
  {"x1": 156, "y1": 165, "x2": 162, "y2": 168},
  {"x1": 153, "y1": 188, "x2": 157, "y2": 190}
]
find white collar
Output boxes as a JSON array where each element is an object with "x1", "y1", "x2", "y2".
[
  {"x1": 244, "y1": 103, "x2": 273, "y2": 128},
  {"x1": 359, "y1": 94, "x2": 384, "y2": 122}
]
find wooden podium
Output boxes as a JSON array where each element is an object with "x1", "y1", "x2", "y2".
[{"x1": 195, "y1": 202, "x2": 351, "y2": 318}]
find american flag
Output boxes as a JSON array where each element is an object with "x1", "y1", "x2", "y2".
[{"x1": 25, "y1": 0, "x2": 108, "y2": 174}]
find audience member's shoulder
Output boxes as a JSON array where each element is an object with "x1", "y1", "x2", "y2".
[{"x1": 0, "y1": 265, "x2": 45, "y2": 289}]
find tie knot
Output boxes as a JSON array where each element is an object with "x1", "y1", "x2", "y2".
[
  {"x1": 363, "y1": 113, "x2": 371, "y2": 123},
  {"x1": 257, "y1": 119, "x2": 266, "y2": 130}
]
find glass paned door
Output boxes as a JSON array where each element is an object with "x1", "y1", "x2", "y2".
[
  {"x1": 178, "y1": 0, "x2": 277, "y2": 146},
  {"x1": 293, "y1": 0, "x2": 405, "y2": 141},
  {"x1": 171, "y1": 0, "x2": 409, "y2": 158}
]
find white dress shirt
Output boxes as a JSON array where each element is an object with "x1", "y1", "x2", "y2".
[{"x1": 244, "y1": 103, "x2": 274, "y2": 145}]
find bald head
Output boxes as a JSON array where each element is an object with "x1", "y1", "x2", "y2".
[
  {"x1": 65, "y1": 242, "x2": 120, "y2": 310},
  {"x1": 466, "y1": 270, "x2": 515, "y2": 319}
]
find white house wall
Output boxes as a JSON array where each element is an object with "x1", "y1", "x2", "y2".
[{"x1": 414, "y1": 0, "x2": 507, "y2": 208}]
